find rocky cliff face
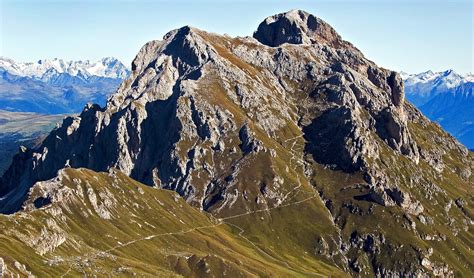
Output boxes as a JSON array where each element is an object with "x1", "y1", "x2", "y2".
[{"x1": 1, "y1": 9, "x2": 472, "y2": 276}]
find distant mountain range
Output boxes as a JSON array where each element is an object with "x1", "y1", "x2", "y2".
[
  {"x1": 402, "y1": 70, "x2": 474, "y2": 149},
  {"x1": 0, "y1": 57, "x2": 129, "y2": 114}
]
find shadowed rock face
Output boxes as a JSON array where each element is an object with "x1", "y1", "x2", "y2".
[
  {"x1": 303, "y1": 107, "x2": 368, "y2": 172},
  {"x1": 0, "y1": 10, "x2": 472, "y2": 276}
]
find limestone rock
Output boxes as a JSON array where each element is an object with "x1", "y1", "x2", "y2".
[
  {"x1": 386, "y1": 188, "x2": 424, "y2": 215},
  {"x1": 239, "y1": 123, "x2": 264, "y2": 154},
  {"x1": 0, "y1": 257, "x2": 5, "y2": 276},
  {"x1": 253, "y1": 9, "x2": 344, "y2": 48}
]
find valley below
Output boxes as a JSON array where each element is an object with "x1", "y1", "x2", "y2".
[{"x1": 0, "y1": 111, "x2": 66, "y2": 175}]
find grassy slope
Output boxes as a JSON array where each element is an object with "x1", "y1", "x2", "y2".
[{"x1": 0, "y1": 168, "x2": 346, "y2": 277}]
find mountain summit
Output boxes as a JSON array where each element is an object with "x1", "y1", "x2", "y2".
[
  {"x1": 0, "y1": 10, "x2": 472, "y2": 276},
  {"x1": 253, "y1": 9, "x2": 345, "y2": 47}
]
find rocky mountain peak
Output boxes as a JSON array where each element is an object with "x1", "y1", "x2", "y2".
[
  {"x1": 253, "y1": 9, "x2": 344, "y2": 48},
  {"x1": 0, "y1": 9, "x2": 425, "y2": 213},
  {"x1": 111, "y1": 25, "x2": 216, "y2": 111}
]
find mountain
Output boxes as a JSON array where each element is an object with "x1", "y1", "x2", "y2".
[
  {"x1": 0, "y1": 10, "x2": 472, "y2": 276},
  {"x1": 403, "y1": 70, "x2": 474, "y2": 148},
  {"x1": 0, "y1": 57, "x2": 129, "y2": 114}
]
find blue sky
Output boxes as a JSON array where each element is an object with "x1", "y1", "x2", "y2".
[{"x1": 1, "y1": 0, "x2": 472, "y2": 74}]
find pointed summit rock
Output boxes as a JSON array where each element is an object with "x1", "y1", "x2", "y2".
[{"x1": 253, "y1": 9, "x2": 344, "y2": 47}]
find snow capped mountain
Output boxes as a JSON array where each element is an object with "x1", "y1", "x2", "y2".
[
  {"x1": 403, "y1": 69, "x2": 474, "y2": 149},
  {"x1": 402, "y1": 69, "x2": 471, "y2": 91},
  {"x1": 0, "y1": 57, "x2": 129, "y2": 114},
  {"x1": 401, "y1": 69, "x2": 473, "y2": 106},
  {"x1": 0, "y1": 56, "x2": 130, "y2": 82},
  {"x1": 400, "y1": 70, "x2": 438, "y2": 84},
  {"x1": 464, "y1": 73, "x2": 474, "y2": 82}
]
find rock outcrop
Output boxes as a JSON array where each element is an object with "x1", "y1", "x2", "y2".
[{"x1": 253, "y1": 9, "x2": 345, "y2": 48}]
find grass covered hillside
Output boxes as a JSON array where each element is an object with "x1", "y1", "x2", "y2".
[{"x1": 0, "y1": 168, "x2": 345, "y2": 277}]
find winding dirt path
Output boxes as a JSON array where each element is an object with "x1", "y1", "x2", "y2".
[{"x1": 60, "y1": 134, "x2": 321, "y2": 276}]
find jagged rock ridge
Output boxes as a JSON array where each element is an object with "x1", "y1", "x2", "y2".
[{"x1": 0, "y1": 9, "x2": 472, "y2": 276}]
